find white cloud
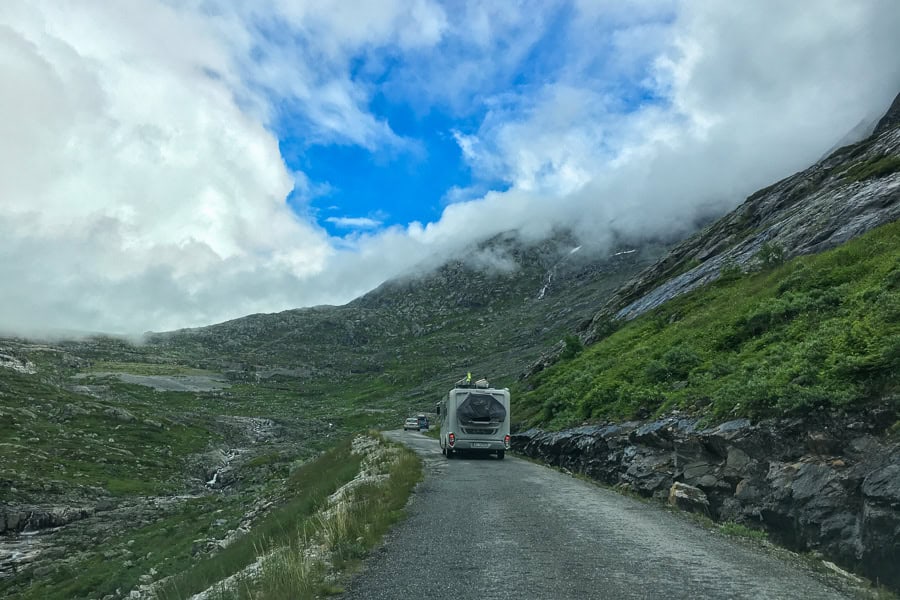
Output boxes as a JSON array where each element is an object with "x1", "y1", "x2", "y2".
[
  {"x1": 1, "y1": 0, "x2": 899, "y2": 336},
  {"x1": 459, "y1": 84, "x2": 621, "y2": 195},
  {"x1": 326, "y1": 216, "x2": 383, "y2": 229},
  {"x1": 224, "y1": 0, "x2": 448, "y2": 149},
  {"x1": 377, "y1": 1, "x2": 569, "y2": 115},
  {"x1": 445, "y1": 0, "x2": 900, "y2": 242},
  {"x1": 0, "y1": 1, "x2": 335, "y2": 334}
]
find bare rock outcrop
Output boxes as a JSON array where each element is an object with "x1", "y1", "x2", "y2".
[{"x1": 583, "y1": 91, "x2": 900, "y2": 344}]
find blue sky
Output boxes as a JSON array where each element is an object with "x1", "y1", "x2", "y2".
[
  {"x1": 270, "y1": 1, "x2": 674, "y2": 237},
  {"x1": 2, "y1": 0, "x2": 899, "y2": 334},
  {"x1": 281, "y1": 103, "x2": 488, "y2": 235}
]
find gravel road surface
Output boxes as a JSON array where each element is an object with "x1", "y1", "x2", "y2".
[{"x1": 339, "y1": 430, "x2": 857, "y2": 600}]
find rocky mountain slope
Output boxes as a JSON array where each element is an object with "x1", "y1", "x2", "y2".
[
  {"x1": 141, "y1": 231, "x2": 667, "y2": 401},
  {"x1": 580, "y1": 91, "x2": 900, "y2": 345}
]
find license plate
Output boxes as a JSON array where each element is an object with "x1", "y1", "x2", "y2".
[{"x1": 472, "y1": 442, "x2": 489, "y2": 448}]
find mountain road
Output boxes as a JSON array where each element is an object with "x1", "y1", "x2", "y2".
[{"x1": 339, "y1": 430, "x2": 858, "y2": 600}]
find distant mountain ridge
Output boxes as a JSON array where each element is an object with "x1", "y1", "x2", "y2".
[{"x1": 140, "y1": 230, "x2": 665, "y2": 402}]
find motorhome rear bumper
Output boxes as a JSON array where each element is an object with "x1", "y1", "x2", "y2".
[{"x1": 454, "y1": 439, "x2": 506, "y2": 450}]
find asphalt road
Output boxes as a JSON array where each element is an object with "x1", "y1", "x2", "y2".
[{"x1": 339, "y1": 430, "x2": 856, "y2": 600}]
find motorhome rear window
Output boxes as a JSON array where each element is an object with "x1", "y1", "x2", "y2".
[{"x1": 457, "y1": 392, "x2": 507, "y2": 424}]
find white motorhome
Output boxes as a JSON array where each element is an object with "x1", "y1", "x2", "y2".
[{"x1": 437, "y1": 377, "x2": 510, "y2": 459}]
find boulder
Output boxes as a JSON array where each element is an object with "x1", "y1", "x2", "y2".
[
  {"x1": 1, "y1": 510, "x2": 23, "y2": 533},
  {"x1": 696, "y1": 474, "x2": 719, "y2": 489},
  {"x1": 104, "y1": 407, "x2": 135, "y2": 422},
  {"x1": 669, "y1": 482, "x2": 710, "y2": 515},
  {"x1": 786, "y1": 462, "x2": 839, "y2": 502},
  {"x1": 682, "y1": 461, "x2": 715, "y2": 482},
  {"x1": 630, "y1": 418, "x2": 677, "y2": 449},
  {"x1": 734, "y1": 479, "x2": 761, "y2": 501},
  {"x1": 861, "y1": 464, "x2": 900, "y2": 504},
  {"x1": 623, "y1": 450, "x2": 673, "y2": 497},
  {"x1": 700, "y1": 419, "x2": 753, "y2": 457},
  {"x1": 860, "y1": 503, "x2": 900, "y2": 588},
  {"x1": 725, "y1": 447, "x2": 751, "y2": 472},
  {"x1": 806, "y1": 431, "x2": 841, "y2": 455}
]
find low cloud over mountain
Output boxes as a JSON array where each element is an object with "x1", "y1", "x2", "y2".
[{"x1": 1, "y1": 1, "x2": 899, "y2": 334}]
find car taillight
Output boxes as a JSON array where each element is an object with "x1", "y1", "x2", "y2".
[
  {"x1": 504, "y1": 434, "x2": 510, "y2": 449},
  {"x1": 448, "y1": 432, "x2": 455, "y2": 447}
]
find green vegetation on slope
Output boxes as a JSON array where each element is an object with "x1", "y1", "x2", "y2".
[
  {"x1": 159, "y1": 434, "x2": 422, "y2": 600},
  {"x1": 519, "y1": 220, "x2": 900, "y2": 429},
  {"x1": 842, "y1": 155, "x2": 900, "y2": 181},
  {"x1": 10, "y1": 496, "x2": 245, "y2": 600},
  {"x1": 6, "y1": 434, "x2": 422, "y2": 600},
  {"x1": 238, "y1": 436, "x2": 422, "y2": 600},
  {"x1": 0, "y1": 371, "x2": 216, "y2": 501},
  {"x1": 158, "y1": 437, "x2": 364, "y2": 599}
]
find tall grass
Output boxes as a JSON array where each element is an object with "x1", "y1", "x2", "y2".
[
  {"x1": 158, "y1": 437, "x2": 362, "y2": 599},
  {"x1": 242, "y1": 437, "x2": 422, "y2": 599},
  {"x1": 157, "y1": 434, "x2": 422, "y2": 600}
]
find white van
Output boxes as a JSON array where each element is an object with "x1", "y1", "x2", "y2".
[{"x1": 437, "y1": 378, "x2": 510, "y2": 460}]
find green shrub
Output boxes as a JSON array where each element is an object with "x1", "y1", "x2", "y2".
[
  {"x1": 560, "y1": 334, "x2": 584, "y2": 360},
  {"x1": 757, "y1": 241, "x2": 786, "y2": 268},
  {"x1": 719, "y1": 522, "x2": 767, "y2": 540},
  {"x1": 718, "y1": 259, "x2": 744, "y2": 282},
  {"x1": 842, "y1": 155, "x2": 900, "y2": 181},
  {"x1": 590, "y1": 318, "x2": 619, "y2": 340}
]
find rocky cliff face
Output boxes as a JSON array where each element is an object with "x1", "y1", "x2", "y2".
[
  {"x1": 874, "y1": 91, "x2": 900, "y2": 136},
  {"x1": 582, "y1": 91, "x2": 900, "y2": 344},
  {"x1": 513, "y1": 407, "x2": 900, "y2": 590}
]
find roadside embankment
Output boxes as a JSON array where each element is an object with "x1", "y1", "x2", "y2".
[
  {"x1": 512, "y1": 407, "x2": 900, "y2": 591},
  {"x1": 157, "y1": 432, "x2": 422, "y2": 600}
]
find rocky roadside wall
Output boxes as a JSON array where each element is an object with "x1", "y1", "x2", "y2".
[{"x1": 511, "y1": 406, "x2": 900, "y2": 590}]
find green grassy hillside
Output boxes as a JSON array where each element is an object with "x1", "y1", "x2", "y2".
[
  {"x1": 0, "y1": 369, "x2": 217, "y2": 502},
  {"x1": 518, "y1": 220, "x2": 900, "y2": 429}
]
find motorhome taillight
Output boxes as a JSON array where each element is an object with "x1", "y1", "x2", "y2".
[
  {"x1": 448, "y1": 432, "x2": 456, "y2": 447},
  {"x1": 504, "y1": 434, "x2": 510, "y2": 449}
]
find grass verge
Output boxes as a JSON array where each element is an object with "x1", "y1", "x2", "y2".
[
  {"x1": 158, "y1": 433, "x2": 422, "y2": 600},
  {"x1": 157, "y1": 437, "x2": 363, "y2": 599}
]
